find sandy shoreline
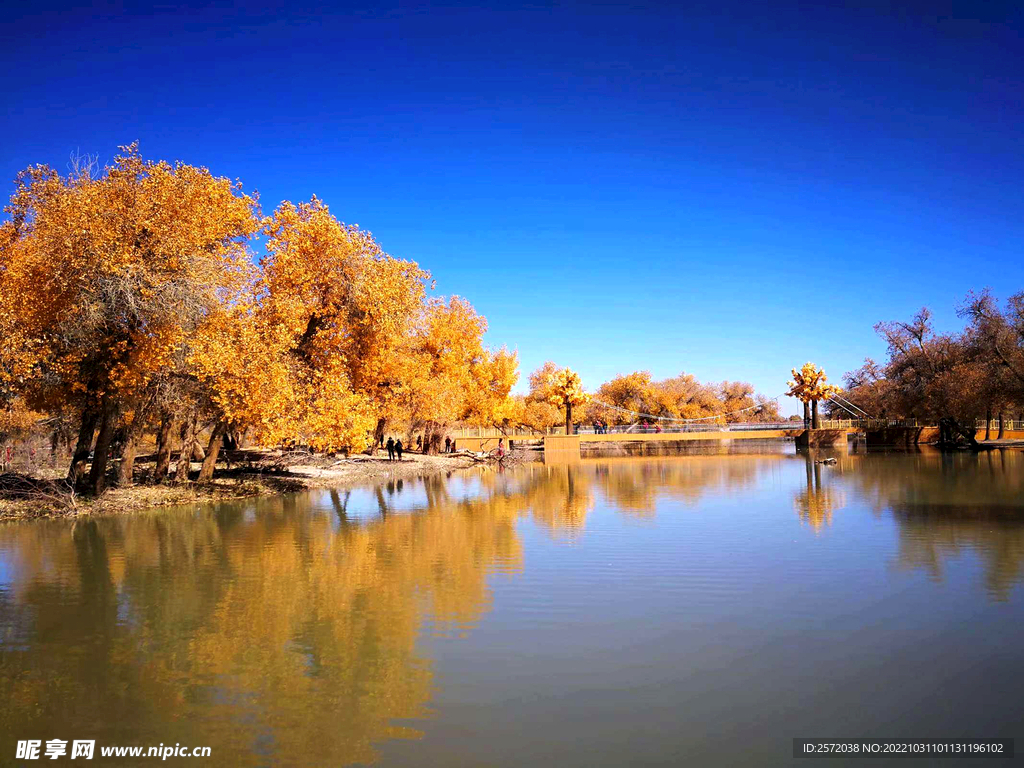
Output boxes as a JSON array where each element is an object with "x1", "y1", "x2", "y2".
[{"x1": 0, "y1": 450, "x2": 485, "y2": 520}]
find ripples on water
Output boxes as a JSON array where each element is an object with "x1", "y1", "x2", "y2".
[{"x1": 1, "y1": 446, "x2": 1022, "y2": 766}]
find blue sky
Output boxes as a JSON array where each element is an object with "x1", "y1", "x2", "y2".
[{"x1": 3, "y1": 1, "x2": 1022, "y2": 413}]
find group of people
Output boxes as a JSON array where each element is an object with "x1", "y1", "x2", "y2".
[
  {"x1": 384, "y1": 437, "x2": 404, "y2": 461},
  {"x1": 378, "y1": 433, "x2": 458, "y2": 460},
  {"x1": 591, "y1": 420, "x2": 609, "y2": 434}
]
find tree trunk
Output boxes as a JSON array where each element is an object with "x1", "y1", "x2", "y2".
[
  {"x1": 88, "y1": 397, "x2": 118, "y2": 496},
  {"x1": 428, "y1": 424, "x2": 443, "y2": 454},
  {"x1": 998, "y1": 411, "x2": 1006, "y2": 439},
  {"x1": 803, "y1": 401, "x2": 810, "y2": 428},
  {"x1": 369, "y1": 417, "x2": 387, "y2": 455},
  {"x1": 153, "y1": 414, "x2": 175, "y2": 483},
  {"x1": 117, "y1": 438, "x2": 139, "y2": 486},
  {"x1": 985, "y1": 405, "x2": 992, "y2": 441},
  {"x1": 176, "y1": 411, "x2": 198, "y2": 483},
  {"x1": 198, "y1": 422, "x2": 227, "y2": 482},
  {"x1": 67, "y1": 406, "x2": 99, "y2": 486},
  {"x1": 116, "y1": 398, "x2": 153, "y2": 487},
  {"x1": 565, "y1": 402, "x2": 573, "y2": 435},
  {"x1": 811, "y1": 399, "x2": 820, "y2": 429}
]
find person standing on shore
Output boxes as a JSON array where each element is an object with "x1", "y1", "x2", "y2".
[
  {"x1": 395, "y1": 439, "x2": 403, "y2": 461},
  {"x1": 386, "y1": 437, "x2": 395, "y2": 461},
  {"x1": 444, "y1": 436, "x2": 451, "y2": 453},
  {"x1": 416, "y1": 435, "x2": 423, "y2": 453}
]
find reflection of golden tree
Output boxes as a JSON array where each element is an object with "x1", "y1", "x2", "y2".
[
  {"x1": 522, "y1": 465, "x2": 593, "y2": 536},
  {"x1": 462, "y1": 455, "x2": 771, "y2": 533},
  {"x1": 793, "y1": 459, "x2": 845, "y2": 532},
  {"x1": 0, "y1": 486, "x2": 525, "y2": 766},
  {"x1": 606, "y1": 456, "x2": 767, "y2": 515}
]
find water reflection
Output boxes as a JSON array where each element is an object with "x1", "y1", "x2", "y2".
[
  {"x1": 793, "y1": 456, "x2": 846, "y2": 532},
  {"x1": 0, "y1": 451, "x2": 1022, "y2": 765},
  {"x1": 0, "y1": 488, "x2": 525, "y2": 765},
  {"x1": 840, "y1": 449, "x2": 1024, "y2": 601}
]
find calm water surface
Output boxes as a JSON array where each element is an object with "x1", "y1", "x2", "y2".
[{"x1": 2, "y1": 447, "x2": 1023, "y2": 766}]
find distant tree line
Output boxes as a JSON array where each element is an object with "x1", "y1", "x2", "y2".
[{"x1": 506, "y1": 363, "x2": 781, "y2": 431}]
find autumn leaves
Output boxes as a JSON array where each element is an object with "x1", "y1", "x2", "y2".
[
  {"x1": 0, "y1": 146, "x2": 517, "y2": 494},
  {"x1": 786, "y1": 362, "x2": 840, "y2": 428}
]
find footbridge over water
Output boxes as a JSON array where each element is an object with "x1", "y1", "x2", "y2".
[{"x1": 452, "y1": 420, "x2": 958, "y2": 455}]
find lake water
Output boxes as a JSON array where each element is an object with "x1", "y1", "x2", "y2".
[{"x1": 2, "y1": 446, "x2": 1023, "y2": 766}]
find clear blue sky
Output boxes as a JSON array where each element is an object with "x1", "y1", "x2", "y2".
[{"x1": 3, "y1": 1, "x2": 1022, "y2": 414}]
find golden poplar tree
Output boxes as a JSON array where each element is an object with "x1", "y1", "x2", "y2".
[
  {"x1": 546, "y1": 367, "x2": 589, "y2": 434},
  {"x1": 0, "y1": 145, "x2": 260, "y2": 493},
  {"x1": 787, "y1": 362, "x2": 840, "y2": 429}
]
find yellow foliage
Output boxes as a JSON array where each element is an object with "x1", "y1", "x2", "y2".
[
  {"x1": 0, "y1": 147, "x2": 516, "y2": 470},
  {"x1": 0, "y1": 144, "x2": 260, "y2": 413},
  {"x1": 787, "y1": 362, "x2": 841, "y2": 404},
  {"x1": 546, "y1": 367, "x2": 589, "y2": 410},
  {"x1": 0, "y1": 398, "x2": 42, "y2": 440}
]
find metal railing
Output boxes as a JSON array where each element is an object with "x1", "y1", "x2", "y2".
[
  {"x1": 817, "y1": 419, "x2": 931, "y2": 430},
  {"x1": 450, "y1": 418, "x2": 945, "y2": 439},
  {"x1": 576, "y1": 421, "x2": 801, "y2": 434},
  {"x1": 975, "y1": 419, "x2": 1024, "y2": 432},
  {"x1": 450, "y1": 427, "x2": 552, "y2": 439}
]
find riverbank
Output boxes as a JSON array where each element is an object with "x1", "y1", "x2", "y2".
[{"x1": 0, "y1": 450, "x2": 484, "y2": 520}]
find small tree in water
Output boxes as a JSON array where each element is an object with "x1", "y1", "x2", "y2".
[{"x1": 546, "y1": 367, "x2": 589, "y2": 435}]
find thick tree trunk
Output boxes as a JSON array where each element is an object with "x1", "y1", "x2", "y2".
[
  {"x1": 565, "y1": 402, "x2": 573, "y2": 435},
  {"x1": 176, "y1": 411, "x2": 198, "y2": 483},
  {"x1": 198, "y1": 421, "x2": 227, "y2": 482},
  {"x1": 803, "y1": 401, "x2": 810, "y2": 428},
  {"x1": 998, "y1": 412, "x2": 1006, "y2": 439},
  {"x1": 985, "y1": 405, "x2": 992, "y2": 441},
  {"x1": 68, "y1": 406, "x2": 99, "y2": 486},
  {"x1": 153, "y1": 414, "x2": 175, "y2": 483},
  {"x1": 117, "y1": 439, "x2": 139, "y2": 486},
  {"x1": 116, "y1": 398, "x2": 152, "y2": 487},
  {"x1": 88, "y1": 397, "x2": 117, "y2": 496},
  {"x1": 110, "y1": 426, "x2": 127, "y2": 461},
  {"x1": 811, "y1": 399, "x2": 820, "y2": 430},
  {"x1": 369, "y1": 417, "x2": 387, "y2": 455},
  {"x1": 427, "y1": 423, "x2": 443, "y2": 454}
]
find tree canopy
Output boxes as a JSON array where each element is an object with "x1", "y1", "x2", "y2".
[{"x1": 0, "y1": 147, "x2": 519, "y2": 492}]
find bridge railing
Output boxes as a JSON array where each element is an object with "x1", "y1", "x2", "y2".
[
  {"x1": 580, "y1": 419, "x2": 929, "y2": 434},
  {"x1": 818, "y1": 419, "x2": 927, "y2": 430},
  {"x1": 450, "y1": 419, "x2": 941, "y2": 440},
  {"x1": 975, "y1": 419, "x2": 1024, "y2": 432},
  {"x1": 449, "y1": 427, "x2": 552, "y2": 439},
  {"x1": 578, "y1": 422, "x2": 798, "y2": 434}
]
